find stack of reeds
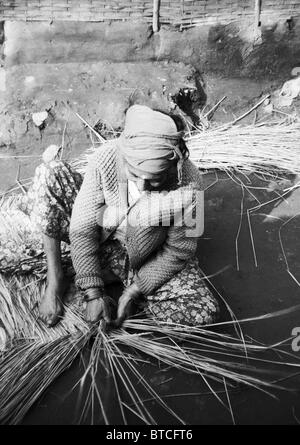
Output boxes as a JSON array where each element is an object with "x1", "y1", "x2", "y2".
[
  {"x1": 187, "y1": 121, "x2": 300, "y2": 178},
  {"x1": 72, "y1": 115, "x2": 300, "y2": 181}
]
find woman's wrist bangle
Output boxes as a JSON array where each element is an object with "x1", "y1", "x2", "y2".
[
  {"x1": 84, "y1": 294, "x2": 104, "y2": 303},
  {"x1": 84, "y1": 287, "x2": 104, "y2": 302}
]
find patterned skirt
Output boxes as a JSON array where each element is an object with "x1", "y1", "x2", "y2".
[{"x1": 20, "y1": 160, "x2": 220, "y2": 326}]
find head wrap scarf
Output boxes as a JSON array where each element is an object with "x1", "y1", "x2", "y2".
[{"x1": 119, "y1": 105, "x2": 185, "y2": 184}]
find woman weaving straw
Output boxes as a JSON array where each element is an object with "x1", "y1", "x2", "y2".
[{"x1": 21, "y1": 105, "x2": 219, "y2": 328}]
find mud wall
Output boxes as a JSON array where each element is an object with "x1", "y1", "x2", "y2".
[{"x1": 4, "y1": 18, "x2": 300, "y2": 76}]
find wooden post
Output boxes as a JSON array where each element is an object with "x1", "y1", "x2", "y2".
[
  {"x1": 254, "y1": 0, "x2": 262, "y2": 27},
  {"x1": 153, "y1": 0, "x2": 160, "y2": 33}
]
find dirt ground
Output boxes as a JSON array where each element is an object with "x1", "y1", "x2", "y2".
[{"x1": 1, "y1": 72, "x2": 300, "y2": 424}]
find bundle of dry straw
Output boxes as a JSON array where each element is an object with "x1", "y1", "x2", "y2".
[{"x1": 187, "y1": 122, "x2": 300, "y2": 178}]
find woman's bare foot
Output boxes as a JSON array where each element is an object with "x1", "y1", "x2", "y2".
[{"x1": 39, "y1": 277, "x2": 65, "y2": 327}]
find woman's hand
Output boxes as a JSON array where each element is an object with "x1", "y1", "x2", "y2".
[
  {"x1": 84, "y1": 288, "x2": 112, "y2": 325},
  {"x1": 116, "y1": 283, "x2": 143, "y2": 325}
]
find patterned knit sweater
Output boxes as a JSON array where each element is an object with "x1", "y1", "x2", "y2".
[{"x1": 70, "y1": 141, "x2": 204, "y2": 295}]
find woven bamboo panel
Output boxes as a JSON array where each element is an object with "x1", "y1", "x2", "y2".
[{"x1": 0, "y1": 0, "x2": 299, "y2": 24}]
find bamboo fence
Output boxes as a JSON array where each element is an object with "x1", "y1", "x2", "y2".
[{"x1": 0, "y1": 1, "x2": 298, "y2": 28}]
